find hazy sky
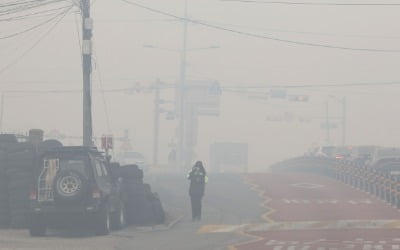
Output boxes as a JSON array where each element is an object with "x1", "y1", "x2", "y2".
[{"x1": 1, "y1": 0, "x2": 399, "y2": 170}]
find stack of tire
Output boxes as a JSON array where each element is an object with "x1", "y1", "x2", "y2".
[
  {"x1": 119, "y1": 164, "x2": 165, "y2": 225},
  {"x1": 6, "y1": 142, "x2": 36, "y2": 228},
  {"x1": 0, "y1": 133, "x2": 64, "y2": 229},
  {"x1": 0, "y1": 135, "x2": 14, "y2": 228}
]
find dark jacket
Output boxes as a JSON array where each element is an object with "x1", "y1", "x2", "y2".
[{"x1": 188, "y1": 166, "x2": 206, "y2": 197}]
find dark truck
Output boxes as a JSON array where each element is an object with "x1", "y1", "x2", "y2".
[{"x1": 29, "y1": 146, "x2": 125, "y2": 236}]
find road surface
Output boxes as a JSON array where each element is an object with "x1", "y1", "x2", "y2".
[
  {"x1": 1, "y1": 170, "x2": 399, "y2": 250},
  {"x1": 0, "y1": 173, "x2": 264, "y2": 250},
  {"x1": 201, "y1": 172, "x2": 400, "y2": 250}
]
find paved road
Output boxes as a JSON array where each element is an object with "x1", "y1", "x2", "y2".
[
  {"x1": 0, "y1": 173, "x2": 264, "y2": 250},
  {"x1": 201, "y1": 172, "x2": 400, "y2": 250}
]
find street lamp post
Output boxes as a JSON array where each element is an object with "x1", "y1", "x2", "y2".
[
  {"x1": 178, "y1": 0, "x2": 189, "y2": 171},
  {"x1": 328, "y1": 95, "x2": 347, "y2": 146}
]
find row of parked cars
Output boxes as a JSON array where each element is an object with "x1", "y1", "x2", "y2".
[{"x1": 307, "y1": 145, "x2": 400, "y2": 173}]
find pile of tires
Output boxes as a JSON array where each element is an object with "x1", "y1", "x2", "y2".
[
  {"x1": 119, "y1": 164, "x2": 165, "y2": 225},
  {"x1": 0, "y1": 147, "x2": 9, "y2": 228},
  {"x1": 6, "y1": 142, "x2": 36, "y2": 229},
  {"x1": 0, "y1": 136, "x2": 63, "y2": 229},
  {"x1": 0, "y1": 134, "x2": 18, "y2": 228}
]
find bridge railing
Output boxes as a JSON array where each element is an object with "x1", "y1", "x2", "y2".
[{"x1": 271, "y1": 156, "x2": 400, "y2": 209}]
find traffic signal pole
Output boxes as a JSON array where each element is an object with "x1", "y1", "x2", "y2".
[
  {"x1": 341, "y1": 97, "x2": 347, "y2": 146},
  {"x1": 153, "y1": 81, "x2": 161, "y2": 167},
  {"x1": 81, "y1": 0, "x2": 93, "y2": 147},
  {"x1": 325, "y1": 101, "x2": 330, "y2": 145}
]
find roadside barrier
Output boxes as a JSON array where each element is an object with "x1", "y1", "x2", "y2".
[{"x1": 271, "y1": 155, "x2": 400, "y2": 210}]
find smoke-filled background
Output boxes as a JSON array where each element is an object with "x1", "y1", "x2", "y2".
[{"x1": 0, "y1": 0, "x2": 399, "y2": 170}]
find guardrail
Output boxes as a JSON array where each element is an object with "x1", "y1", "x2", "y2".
[{"x1": 271, "y1": 156, "x2": 400, "y2": 209}]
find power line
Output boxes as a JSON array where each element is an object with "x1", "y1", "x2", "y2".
[
  {"x1": 0, "y1": 4, "x2": 71, "y2": 22},
  {"x1": 220, "y1": 0, "x2": 400, "y2": 6},
  {"x1": 2, "y1": 80, "x2": 400, "y2": 94},
  {"x1": 198, "y1": 19, "x2": 400, "y2": 40},
  {"x1": 0, "y1": 6, "x2": 72, "y2": 75},
  {"x1": 0, "y1": 4, "x2": 73, "y2": 39},
  {"x1": 221, "y1": 81, "x2": 400, "y2": 89},
  {"x1": 119, "y1": 0, "x2": 400, "y2": 53}
]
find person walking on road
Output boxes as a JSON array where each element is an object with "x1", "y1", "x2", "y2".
[{"x1": 187, "y1": 161, "x2": 208, "y2": 221}]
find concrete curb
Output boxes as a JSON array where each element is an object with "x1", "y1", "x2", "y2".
[
  {"x1": 113, "y1": 215, "x2": 184, "y2": 237},
  {"x1": 135, "y1": 215, "x2": 184, "y2": 233}
]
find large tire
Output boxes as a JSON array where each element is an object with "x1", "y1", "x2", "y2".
[
  {"x1": 124, "y1": 183, "x2": 155, "y2": 225},
  {"x1": 95, "y1": 207, "x2": 111, "y2": 236},
  {"x1": 29, "y1": 215, "x2": 46, "y2": 237},
  {"x1": 53, "y1": 170, "x2": 88, "y2": 204},
  {"x1": 110, "y1": 203, "x2": 126, "y2": 230},
  {"x1": 151, "y1": 193, "x2": 165, "y2": 224},
  {"x1": 37, "y1": 139, "x2": 63, "y2": 154},
  {"x1": 119, "y1": 165, "x2": 143, "y2": 179},
  {"x1": 0, "y1": 134, "x2": 18, "y2": 144}
]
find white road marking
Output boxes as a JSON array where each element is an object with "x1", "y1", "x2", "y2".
[
  {"x1": 281, "y1": 199, "x2": 373, "y2": 205},
  {"x1": 290, "y1": 183, "x2": 325, "y2": 189}
]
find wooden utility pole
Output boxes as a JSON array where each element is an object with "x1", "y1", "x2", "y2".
[{"x1": 81, "y1": 0, "x2": 93, "y2": 147}]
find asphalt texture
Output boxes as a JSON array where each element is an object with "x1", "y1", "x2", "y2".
[
  {"x1": 0, "y1": 173, "x2": 265, "y2": 250},
  {"x1": 206, "y1": 172, "x2": 400, "y2": 250}
]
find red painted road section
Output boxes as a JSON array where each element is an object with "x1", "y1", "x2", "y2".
[{"x1": 233, "y1": 172, "x2": 400, "y2": 250}]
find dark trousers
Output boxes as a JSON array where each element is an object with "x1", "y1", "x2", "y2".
[{"x1": 190, "y1": 194, "x2": 203, "y2": 221}]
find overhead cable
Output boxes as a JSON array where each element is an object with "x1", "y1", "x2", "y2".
[
  {"x1": 119, "y1": 0, "x2": 400, "y2": 53},
  {"x1": 0, "y1": 6, "x2": 72, "y2": 75},
  {"x1": 220, "y1": 0, "x2": 400, "y2": 6}
]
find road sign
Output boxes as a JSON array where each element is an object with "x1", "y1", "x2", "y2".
[{"x1": 184, "y1": 81, "x2": 221, "y2": 107}]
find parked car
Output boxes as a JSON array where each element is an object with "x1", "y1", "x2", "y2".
[
  {"x1": 29, "y1": 146, "x2": 125, "y2": 236},
  {"x1": 116, "y1": 151, "x2": 149, "y2": 172},
  {"x1": 313, "y1": 146, "x2": 336, "y2": 158},
  {"x1": 331, "y1": 146, "x2": 352, "y2": 160}
]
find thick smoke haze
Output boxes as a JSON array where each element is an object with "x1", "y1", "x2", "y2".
[{"x1": 0, "y1": 0, "x2": 399, "y2": 170}]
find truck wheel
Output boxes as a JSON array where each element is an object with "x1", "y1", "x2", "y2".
[
  {"x1": 29, "y1": 216, "x2": 46, "y2": 237},
  {"x1": 53, "y1": 170, "x2": 87, "y2": 203},
  {"x1": 111, "y1": 204, "x2": 126, "y2": 230},
  {"x1": 95, "y1": 207, "x2": 110, "y2": 236}
]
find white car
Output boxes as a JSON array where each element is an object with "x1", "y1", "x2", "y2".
[{"x1": 116, "y1": 151, "x2": 149, "y2": 172}]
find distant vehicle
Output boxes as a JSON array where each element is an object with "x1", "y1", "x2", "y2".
[
  {"x1": 313, "y1": 146, "x2": 336, "y2": 158},
  {"x1": 116, "y1": 151, "x2": 149, "y2": 172},
  {"x1": 331, "y1": 146, "x2": 352, "y2": 160},
  {"x1": 29, "y1": 146, "x2": 125, "y2": 236},
  {"x1": 365, "y1": 147, "x2": 400, "y2": 167},
  {"x1": 349, "y1": 145, "x2": 379, "y2": 164}
]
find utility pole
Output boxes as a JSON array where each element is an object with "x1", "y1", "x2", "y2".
[
  {"x1": 81, "y1": 0, "x2": 93, "y2": 147},
  {"x1": 0, "y1": 93, "x2": 4, "y2": 132},
  {"x1": 153, "y1": 81, "x2": 161, "y2": 168},
  {"x1": 341, "y1": 97, "x2": 347, "y2": 146},
  {"x1": 177, "y1": 0, "x2": 188, "y2": 171}
]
